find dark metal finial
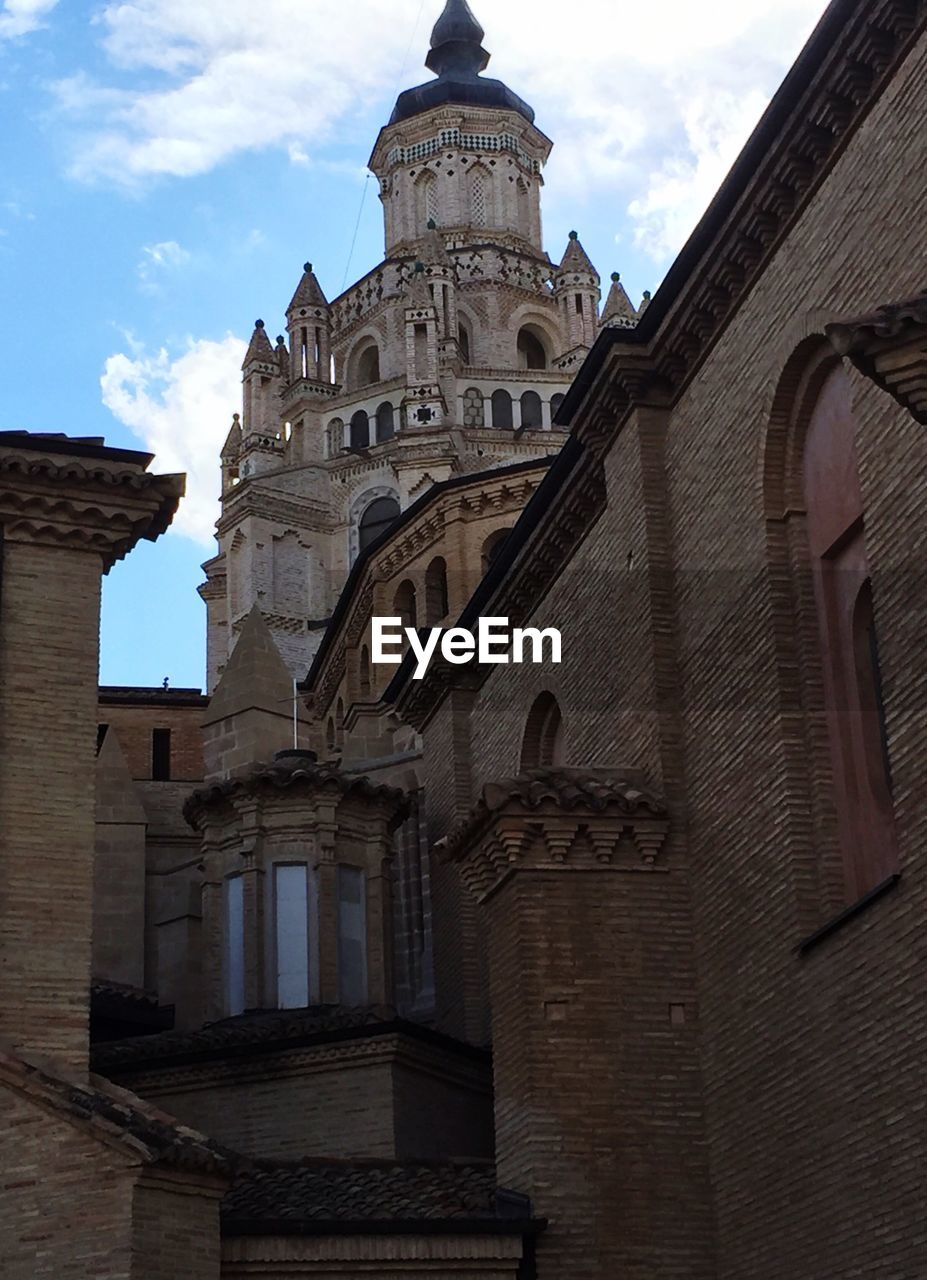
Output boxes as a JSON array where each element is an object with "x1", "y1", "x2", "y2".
[{"x1": 426, "y1": 0, "x2": 489, "y2": 79}]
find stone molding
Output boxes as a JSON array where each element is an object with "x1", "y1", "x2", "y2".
[
  {"x1": 826, "y1": 289, "x2": 927, "y2": 424},
  {"x1": 439, "y1": 769, "x2": 670, "y2": 904}
]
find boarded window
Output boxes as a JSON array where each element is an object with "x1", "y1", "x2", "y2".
[
  {"x1": 275, "y1": 864, "x2": 310, "y2": 1009},
  {"x1": 225, "y1": 875, "x2": 245, "y2": 1017},
  {"x1": 338, "y1": 866, "x2": 368, "y2": 1006}
]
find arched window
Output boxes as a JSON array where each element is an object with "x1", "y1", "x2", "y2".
[
  {"x1": 551, "y1": 393, "x2": 565, "y2": 420},
  {"x1": 491, "y1": 390, "x2": 513, "y2": 430},
  {"x1": 517, "y1": 326, "x2": 548, "y2": 371},
  {"x1": 458, "y1": 319, "x2": 472, "y2": 365},
  {"x1": 802, "y1": 366, "x2": 897, "y2": 901},
  {"x1": 393, "y1": 580, "x2": 417, "y2": 631},
  {"x1": 350, "y1": 410, "x2": 370, "y2": 450},
  {"x1": 359, "y1": 496, "x2": 400, "y2": 553},
  {"x1": 481, "y1": 527, "x2": 512, "y2": 574},
  {"x1": 425, "y1": 557, "x2": 449, "y2": 625},
  {"x1": 355, "y1": 342, "x2": 381, "y2": 388},
  {"x1": 326, "y1": 717, "x2": 336, "y2": 752},
  {"x1": 375, "y1": 402, "x2": 396, "y2": 443},
  {"x1": 520, "y1": 693, "x2": 564, "y2": 770},
  {"x1": 520, "y1": 390, "x2": 542, "y2": 430},
  {"x1": 359, "y1": 646, "x2": 371, "y2": 698}
]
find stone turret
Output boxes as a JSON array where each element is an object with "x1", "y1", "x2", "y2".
[
  {"x1": 240, "y1": 320, "x2": 285, "y2": 477},
  {"x1": 553, "y1": 232, "x2": 601, "y2": 354},
  {"x1": 286, "y1": 263, "x2": 332, "y2": 385}
]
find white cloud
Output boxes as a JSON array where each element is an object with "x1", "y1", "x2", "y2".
[
  {"x1": 0, "y1": 0, "x2": 57, "y2": 39},
  {"x1": 628, "y1": 88, "x2": 771, "y2": 261},
  {"x1": 137, "y1": 238, "x2": 191, "y2": 290},
  {"x1": 101, "y1": 334, "x2": 246, "y2": 544},
  {"x1": 53, "y1": 0, "x2": 827, "y2": 261}
]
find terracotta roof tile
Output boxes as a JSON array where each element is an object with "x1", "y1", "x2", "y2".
[
  {"x1": 441, "y1": 767, "x2": 666, "y2": 861},
  {"x1": 222, "y1": 1160, "x2": 523, "y2": 1231},
  {"x1": 93, "y1": 1005, "x2": 404, "y2": 1072}
]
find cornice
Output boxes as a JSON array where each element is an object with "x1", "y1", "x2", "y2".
[{"x1": 0, "y1": 451, "x2": 183, "y2": 569}]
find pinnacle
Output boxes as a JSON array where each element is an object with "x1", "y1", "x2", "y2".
[
  {"x1": 558, "y1": 232, "x2": 598, "y2": 277},
  {"x1": 242, "y1": 320, "x2": 275, "y2": 369},
  {"x1": 601, "y1": 272, "x2": 638, "y2": 328},
  {"x1": 287, "y1": 262, "x2": 329, "y2": 314}
]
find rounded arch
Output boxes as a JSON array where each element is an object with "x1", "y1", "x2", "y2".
[
  {"x1": 350, "y1": 409, "x2": 370, "y2": 449},
  {"x1": 481, "y1": 527, "x2": 512, "y2": 574},
  {"x1": 520, "y1": 389, "x2": 543, "y2": 429},
  {"x1": 520, "y1": 692, "x2": 564, "y2": 770},
  {"x1": 326, "y1": 417, "x2": 345, "y2": 458},
  {"x1": 375, "y1": 401, "x2": 396, "y2": 443},
  {"x1": 762, "y1": 334, "x2": 842, "y2": 518},
  {"x1": 358, "y1": 494, "x2": 400, "y2": 553},
  {"x1": 517, "y1": 325, "x2": 549, "y2": 371},
  {"x1": 425, "y1": 557, "x2": 449, "y2": 625},
  {"x1": 491, "y1": 389, "x2": 513, "y2": 430},
  {"x1": 326, "y1": 716, "x2": 336, "y2": 752},
  {"x1": 393, "y1": 579, "x2": 417, "y2": 631},
  {"x1": 348, "y1": 335, "x2": 382, "y2": 390}
]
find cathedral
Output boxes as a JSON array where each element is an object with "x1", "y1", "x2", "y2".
[
  {"x1": 200, "y1": 0, "x2": 640, "y2": 686},
  {"x1": 2, "y1": 0, "x2": 927, "y2": 1276}
]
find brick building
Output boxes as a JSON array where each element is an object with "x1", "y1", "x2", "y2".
[{"x1": 3, "y1": 0, "x2": 927, "y2": 1275}]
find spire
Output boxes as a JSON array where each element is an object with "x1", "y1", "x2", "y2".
[
  {"x1": 426, "y1": 0, "x2": 489, "y2": 79},
  {"x1": 389, "y1": 0, "x2": 534, "y2": 126},
  {"x1": 287, "y1": 262, "x2": 329, "y2": 314},
  {"x1": 242, "y1": 319, "x2": 275, "y2": 369},
  {"x1": 221, "y1": 413, "x2": 242, "y2": 461},
  {"x1": 601, "y1": 272, "x2": 638, "y2": 329},
  {"x1": 559, "y1": 231, "x2": 598, "y2": 276}
]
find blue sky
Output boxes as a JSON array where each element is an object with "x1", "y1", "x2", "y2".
[{"x1": 0, "y1": 0, "x2": 828, "y2": 689}]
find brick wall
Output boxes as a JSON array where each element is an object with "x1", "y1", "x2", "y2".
[
  {"x1": 659, "y1": 27, "x2": 927, "y2": 1279},
  {"x1": 0, "y1": 542, "x2": 102, "y2": 1070},
  {"x1": 0, "y1": 1085, "x2": 134, "y2": 1278},
  {"x1": 419, "y1": 20, "x2": 927, "y2": 1280},
  {"x1": 131, "y1": 1173, "x2": 223, "y2": 1280},
  {"x1": 107, "y1": 1035, "x2": 493, "y2": 1163},
  {"x1": 100, "y1": 703, "x2": 206, "y2": 783}
]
